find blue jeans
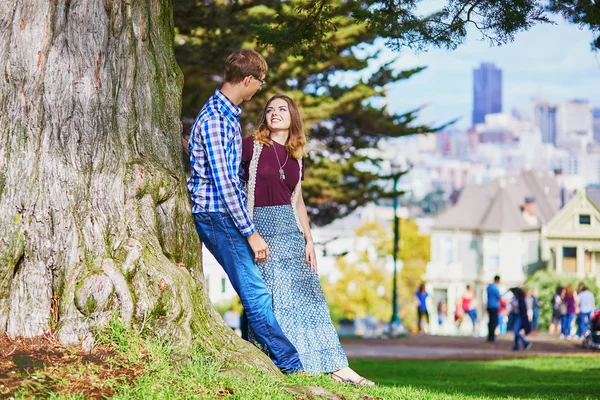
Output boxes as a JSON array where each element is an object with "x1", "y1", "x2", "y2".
[
  {"x1": 512, "y1": 313, "x2": 530, "y2": 350},
  {"x1": 193, "y1": 212, "x2": 303, "y2": 373},
  {"x1": 580, "y1": 312, "x2": 592, "y2": 336},
  {"x1": 561, "y1": 313, "x2": 575, "y2": 337},
  {"x1": 532, "y1": 309, "x2": 540, "y2": 330}
]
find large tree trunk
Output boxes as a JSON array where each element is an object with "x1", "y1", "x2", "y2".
[{"x1": 0, "y1": 0, "x2": 277, "y2": 374}]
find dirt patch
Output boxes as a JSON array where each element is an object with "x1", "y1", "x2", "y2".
[
  {"x1": 0, "y1": 333, "x2": 141, "y2": 398},
  {"x1": 341, "y1": 333, "x2": 598, "y2": 361}
]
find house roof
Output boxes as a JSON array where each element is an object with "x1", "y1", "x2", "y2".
[
  {"x1": 433, "y1": 171, "x2": 560, "y2": 232},
  {"x1": 587, "y1": 187, "x2": 600, "y2": 209}
]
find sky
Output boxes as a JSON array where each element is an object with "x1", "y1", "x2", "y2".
[{"x1": 352, "y1": 6, "x2": 600, "y2": 130}]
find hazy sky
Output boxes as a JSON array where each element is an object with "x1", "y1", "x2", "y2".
[{"x1": 371, "y1": 10, "x2": 600, "y2": 130}]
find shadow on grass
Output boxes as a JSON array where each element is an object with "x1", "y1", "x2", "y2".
[{"x1": 351, "y1": 356, "x2": 600, "y2": 400}]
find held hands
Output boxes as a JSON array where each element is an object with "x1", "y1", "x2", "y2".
[
  {"x1": 247, "y1": 231, "x2": 270, "y2": 263},
  {"x1": 305, "y1": 241, "x2": 317, "y2": 274}
]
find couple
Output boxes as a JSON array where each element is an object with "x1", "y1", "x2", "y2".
[{"x1": 187, "y1": 49, "x2": 373, "y2": 386}]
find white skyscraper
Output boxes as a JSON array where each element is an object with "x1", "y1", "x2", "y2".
[{"x1": 556, "y1": 99, "x2": 594, "y2": 151}]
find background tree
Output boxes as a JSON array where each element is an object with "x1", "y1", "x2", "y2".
[
  {"x1": 258, "y1": 0, "x2": 600, "y2": 54},
  {"x1": 322, "y1": 219, "x2": 430, "y2": 329},
  {"x1": 0, "y1": 0, "x2": 277, "y2": 373},
  {"x1": 173, "y1": 0, "x2": 441, "y2": 226}
]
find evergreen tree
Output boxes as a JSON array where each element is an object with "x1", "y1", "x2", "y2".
[{"x1": 174, "y1": 0, "x2": 442, "y2": 226}]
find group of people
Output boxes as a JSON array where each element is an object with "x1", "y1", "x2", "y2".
[
  {"x1": 549, "y1": 283, "x2": 597, "y2": 339},
  {"x1": 186, "y1": 49, "x2": 373, "y2": 386},
  {"x1": 485, "y1": 276, "x2": 532, "y2": 350},
  {"x1": 414, "y1": 284, "x2": 479, "y2": 335},
  {"x1": 417, "y1": 276, "x2": 597, "y2": 352},
  {"x1": 488, "y1": 277, "x2": 597, "y2": 349}
]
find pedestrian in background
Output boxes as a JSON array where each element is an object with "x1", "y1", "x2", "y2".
[
  {"x1": 577, "y1": 284, "x2": 596, "y2": 338},
  {"x1": 561, "y1": 285, "x2": 577, "y2": 339},
  {"x1": 510, "y1": 287, "x2": 532, "y2": 351},
  {"x1": 531, "y1": 288, "x2": 541, "y2": 332},
  {"x1": 486, "y1": 275, "x2": 501, "y2": 343},
  {"x1": 414, "y1": 283, "x2": 430, "y2": 333},
  {"x1": 461, "y1": 285, "x2": 478, "y2": 336},
  {"x1": 549, "y1": 286, "x2": 564, "y2": 335}
]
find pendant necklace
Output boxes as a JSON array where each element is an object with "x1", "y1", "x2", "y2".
[{"x1": 272, "y1": 141, "x2": 289, "y2": 181}]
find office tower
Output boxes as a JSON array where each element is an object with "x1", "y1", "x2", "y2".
[
  {"x1": 594, "y1": 107, "x2": 600, "y2": 144},
  {"x1": 472, "y1": 63, "x2": 502, "y2": 126},
  {"x1": 533, "y1": 99, "x2": 558, "y2": 145},
  {"x1": 556, "y1": 99, "x2": 593, "y2": 150}
]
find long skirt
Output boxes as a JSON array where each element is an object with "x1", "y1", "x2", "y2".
[{"x1": 250, "y1": 204, "x2": 348, "y2": 374}]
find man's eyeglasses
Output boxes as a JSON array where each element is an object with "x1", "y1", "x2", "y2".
[{"x1": 253, "y1": 76, "x2": 266, "y2": 89}]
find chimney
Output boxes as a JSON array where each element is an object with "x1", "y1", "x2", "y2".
[
  {"x1": 522, "y1": 196, "x2": 538, "y2": 225},
  {"x1": 523, "y1": 196, "x2": 536, "y2": 216},
  {"x1": 554, "y1": 168, "x2": 566, "y2": 208}
]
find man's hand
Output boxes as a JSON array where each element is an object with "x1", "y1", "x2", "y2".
[{"x1": 247, "y1": 231, "x2": 270, "y2": 263}]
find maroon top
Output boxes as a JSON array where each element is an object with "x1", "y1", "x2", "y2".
[{"x1": 242, "y1": 136, "x2": 304, "y2": 207}]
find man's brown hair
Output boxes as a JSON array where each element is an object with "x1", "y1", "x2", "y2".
[{"x1": 224, "y1": 49, "x2": 268, "y2": 84}]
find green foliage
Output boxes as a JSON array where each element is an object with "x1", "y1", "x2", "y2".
[
  {"x1": 526, "y1": 269, "x2": 598, "y2": 331},
  {"x1": 214, "y1": 296, "x2": 243, "y2": 317},
  {"x1": 322, "y1": 219, "x2": 430, "y2": 329},
  {"x1": 255, "y1": 1, "x2": 599, "y2": 53},
  {"x1": 173, "y1": 0, "x2": 443, "y2": 226}
]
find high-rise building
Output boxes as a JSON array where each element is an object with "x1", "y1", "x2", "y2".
[
  {"x1": 556, "y1": 99, "x2": 593, "y2": 151},
  {"x1": 532, "y1": 99, "x2": 558, "y2": 145},
  {"x1": 472, "y1": 63, "x2": 502, "y2": 126},
  {"x1": 593, "y1": 107, "x2": 600, "y2": 144}
]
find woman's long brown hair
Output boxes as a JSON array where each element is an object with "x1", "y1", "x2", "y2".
[{"x1": 253, "y1": 95, "x2": 306, "y2": 159}]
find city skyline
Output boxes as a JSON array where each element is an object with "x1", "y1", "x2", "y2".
[{"x1": 382, "y1": 15, "x2": 600, "y2": 130}]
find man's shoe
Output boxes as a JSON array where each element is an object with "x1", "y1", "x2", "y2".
[{"x1": 524, "y1": 342, "x2": 533, "y2": 351}]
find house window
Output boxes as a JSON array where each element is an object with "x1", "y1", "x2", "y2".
[
  {"x1": 563, "y1": 247, "x2": 577, "y2": 273},
  {"x1": 488, "y1": 255, "x2": 499, "y2": 270},
  {"x1": 445, "y1": 238, "x2": 454, "y2": 264},
  {"x1": 221, "y1": 277, "x2": 227, "y2": 293},
  {"x1": 579, "y1": 215, "x2": 591, "y2": 225}
]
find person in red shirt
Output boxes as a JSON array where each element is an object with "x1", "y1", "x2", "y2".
[{"x1": 461, "y1": 285, "x2": 478, "y2": 336}]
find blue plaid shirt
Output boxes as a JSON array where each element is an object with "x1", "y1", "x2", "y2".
[{"x1": 187, "y1": 89, "x2": 256, "y2": 236}]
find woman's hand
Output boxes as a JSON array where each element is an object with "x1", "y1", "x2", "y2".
[{"x1": 305, "y1": 241, "x2": 317, "y2": 274}]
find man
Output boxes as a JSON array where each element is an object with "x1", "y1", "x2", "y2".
[
  {"x1": 578, "y1": 284, "x2": 596, "y2": 338},
  {"x1": 187, "y1": 49, "x2": 302, "y2": 373},
  {"x1": 486, "y1": 276, "x2": 501, "y2": 343}
]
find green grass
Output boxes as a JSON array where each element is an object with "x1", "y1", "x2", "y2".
[
  {"x1": 351, "y1": 357, "x2": 600, "y2": 400},
  {"x1": 9, "y1": 318, "x2": 600, "y2": 399}
]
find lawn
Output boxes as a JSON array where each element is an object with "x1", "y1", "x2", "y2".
[
  {"x1": 350, "y1": 357, "x2": 600, "y2": 400},
  {"x1": 4, "y1": 320, "x2": 599, "y2": 400}
]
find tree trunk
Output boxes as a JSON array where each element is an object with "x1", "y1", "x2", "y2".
[{"x1": 0, "y1": 0, "x2": 277, "y2": 374}]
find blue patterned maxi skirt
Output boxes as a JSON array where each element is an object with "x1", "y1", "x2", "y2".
[{"x1": 251, "y1": 204, "x2": 348, "y2": 374}]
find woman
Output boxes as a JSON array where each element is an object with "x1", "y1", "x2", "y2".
[
  {"x1": 561, "y1": 285, "x2": 577, "y2": 339},
  {"x1": 414, "y1": 283, "x2": 429, "y2": 333},
  {"x1": 509, "y1": 287, "x2": 532, "y2": 351},
  {"x1": 549, "y1": 286, "x2": 563, "y2": 334},
  {"x1": 242, "y1": 95, "x2": 373, "y2": 386},
  {"x1": 461, "y1": 285, "x2": 477, "y2": 336}
]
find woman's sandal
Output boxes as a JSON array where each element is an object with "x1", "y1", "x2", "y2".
[{"x1": 331, "y1": 372, "x2": 375, "y2": 387}]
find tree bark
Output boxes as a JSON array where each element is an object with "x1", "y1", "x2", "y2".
[{"x1": 0, "y1": 0, "x2": 277, "y2": 374}]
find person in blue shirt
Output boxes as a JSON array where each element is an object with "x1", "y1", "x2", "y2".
[
  {"x1": 486, "y1": 275, "x2": 501, "y2": 343},
  {"x1": 187, "y1": 49, "x2": 302, "y2": 374},
  {"x1": 414, "y1": 283, "x2": 430, "y2": 333}
]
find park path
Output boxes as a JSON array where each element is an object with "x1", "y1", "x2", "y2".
[{"x1": 340, "y1": 333, "x2": 597, "y2": 360}]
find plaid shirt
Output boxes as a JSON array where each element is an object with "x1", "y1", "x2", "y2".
[{"x1": 187, "y1": 89, "x2": 256, "y2": 236}]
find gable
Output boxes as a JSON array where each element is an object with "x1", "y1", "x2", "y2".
[{"x1": 544, "y1": 190, "x2": 600, "y2": 239}]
